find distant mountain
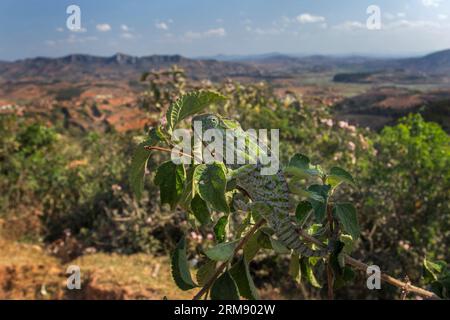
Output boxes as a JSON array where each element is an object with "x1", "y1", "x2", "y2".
[
  {"x1": 0, "y1": 53, "x2": 264, "y2": 83},
  {"x1": 400, "y1": 49, "x2": 450, "y2": 73},
  {"x1": 1, "y1": 49, "x2": 450, "y2": 84}
]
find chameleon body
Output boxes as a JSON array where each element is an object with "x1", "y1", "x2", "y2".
[{"x1": 192, "y1": 114, "x2": 329, "y2": 257}]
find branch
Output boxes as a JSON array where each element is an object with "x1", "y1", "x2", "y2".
[
  {"x1": 144, "y1": 145, "x2": 205, "y2": 165},
  {"x1": 297, "y1": 229, "x2": 441, "y2": 300},
  {"x1": 326, "y1": 204, "x2": 334, "y2": 300},
  {"x1": 193, "y1": 219, "x2": 266, "y2": 300}
]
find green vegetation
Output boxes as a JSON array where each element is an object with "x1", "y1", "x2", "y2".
[{"x1": 1, "y1": 68, "x2": 449, "y2": 299}]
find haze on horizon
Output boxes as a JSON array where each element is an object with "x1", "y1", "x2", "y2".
[{"x1": 1, "y1": 0, "x2": 450, "y2": 61}]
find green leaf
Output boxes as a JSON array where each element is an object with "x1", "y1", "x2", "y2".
[
  {"x1": 423, "y1": 258, "x2": 447, "y2": 282},
  {"x1": 243, "y1": 232, "x2": 262, "y2": 261},
  {"x1": 327, "y1": 167, "x2": 355, "y2": 188},
  {"x1": 286, "y1": 153, "x2": 321, "y2": 177},
  {"x1": 329, "y1": 240, "x2": 345, "y2": 276},
  {"x1": 204, "y1": 240, "x2": 238, "y2": 261},
  {"x1": 334, "y1": 203, "x2": 360, "y2": 240},
  {"x1": 340, "y1": 234, "x2": 355, "y2": 254},
  {"x1": 171, "y1": 237, "x2": 197, "y2": 291},
  {"x1": 230, "y1": 258, "x2": 259, "y2": 300},
  {"x1": 179, "y1": 165, "x2": 197, "y2": 209},
  {"x1": 301, "y1": 258, "x2": 321, "y2": 288},
  {"x1": 307, "y1": 185, "x2": 330, "y2": 222},
  {"x1": 334, "y1": 266, "x2": 356, "y2": 289},
  {"x1": 194, "y1": 162, "x2": 230, "y2": 213},
  {"x1": 129, "y1": 128, "x2": 161, "y2": 200},
  {"x1": 289, "y1": 253, "x2": 301, "y2": 284},
  {"x1": 214, "y1": 215, "x2": 229, "y2": 243},
  {"x1": 154, "y1": 161, "x2": 186, "y2": 210},
  {"x1": 191, "y1": 195, "x2": 211, "y2": 226},
  {"x1": 270, "y1": 238, "x2": 291, "y2": 254},
  {"x1": 210, "y1": 271, "x2": 240, "y2": 300},
  {"x1": 257, "y1": 230, "x2": 273, "y2": 249},
  {"x1": 166, "y1": 91, "x2": 226, "y2": 133},
  {"x1": 196, "y1": 260, "x2": 216, "y2": 287},
  {"x1": 296, "y1": 201, "x2": 313, "y2": 225}
]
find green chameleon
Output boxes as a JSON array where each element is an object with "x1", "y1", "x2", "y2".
[{"x1": 192, "y1": 113, "x2": 330, "y2": 257}]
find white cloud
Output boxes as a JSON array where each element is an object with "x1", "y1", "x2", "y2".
[
  {"x1": 296, "y1": 13, "x2": 325, "y2": 24},
  {"x1": 333, "y1": 21, "x2": 365, "y2": 30},
  {"x1": 120, "y1": 24, "x2": 131, "y2": 31},
  {"x1": 46, "y1": 34, "x2": 97, "y2": 46},
  {"x1": 155, "y1": 22, "x2": 169, "y2": 30},
  {"x1": 56, "y1": 27, "x2": 64, "y2": 32},
  {"x1": 384, "y1": 13, "x2": 396, "y2": 20},
  {"x1": 70, "y1": 27, "x2": 87, "y2": 33},
  {"x1": 385, "y1": 19, "x2": 442, "y2": 29},
  {"x1": 422, "y1": 0, "x2": 443, "y2": 7},
  {"x1": 184, "y1": 28, "x2": 226, "y2": 40},
  {"x1": 96, "y1": 24, "x2": 111, "y2": 32},
  {"x1": 204, "y1": 28, "x2": 226, "y2": 37},
  {"x1": 249, "y1": 27, "x2": 282, "y2": 35},
  {"x1": 67, "y1": 34, "x2": 98, "y2": 43},
  {"x1": 438, "y1": 14, "x2": 448, "y2": 20},
  {"x1": 120, "y1": 33, "x2": 135, "y2": 39}
]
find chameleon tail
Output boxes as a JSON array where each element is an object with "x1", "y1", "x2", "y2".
[{"x1": 274, "y1": 218, "x2": 330, "y2": 258}]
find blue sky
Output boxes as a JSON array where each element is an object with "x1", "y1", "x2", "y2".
[{"x1": 0, "y1": 0, "x2": 449, "y2": 60}]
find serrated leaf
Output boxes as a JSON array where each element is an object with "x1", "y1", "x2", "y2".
[
  {"x1": 296, "y1": 201, "x2": 313, "y2": 225},
  {"x1": 210, "y1": 271, "x2": 240, "y2": 300},
  {"x1": 129, "y1": 128, "x2": 161, "y2": 200},
  {"x1": 205, "y1": 240, "x2": 238, "y2": 261},
  {"x1": 196, "y1": 260, "x2": 217, "y2": 287},
  {"x1": 214, "y1": 215, "x2": 229, "y2": 243},
  {"x1": 166, "y1": 91, "x2": 226, "y2": 133},
  {"x1": 154, "y1": 161, "x2": 186, "y2": 210},
  {"x1": 230, "y1": 258, "x2": 259, "y2": 300},
  {"x1": 194, "y1": 162, "x2": 230, "y2": 213},
  {"x1": 301, "y1": 258, "x2": 321, "y2": 288},
  {"x1": 327, "y1": 167, "x2": 355, "y2": 188},
  {"x1": 289, "y1": 253, "x2": 301, "y2": 284},
  {"x1": 334, "y1": 203, "x2": 360, "y2": 240},
  {"x1": 171, "y1": 237, "x2": 197, "y2": 291},
  {"x1": 191, "y1": 195, "x2": 211, "y2": 226}
]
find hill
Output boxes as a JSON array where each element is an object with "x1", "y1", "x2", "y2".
[{"x1": 0, "y1": 53, "x2": 264, "y2": 83}]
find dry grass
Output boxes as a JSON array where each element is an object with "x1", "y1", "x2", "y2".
[
  {"x1": 0, "y1": 237, "x2": 195, "y2": 300},
  {"x1": 71, "y1": 253, "x2": 195, "y2": 300}
]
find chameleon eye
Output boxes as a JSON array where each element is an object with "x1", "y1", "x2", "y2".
[{"x1": 210, "y1": 117, "x2": 218, "y2": 126}]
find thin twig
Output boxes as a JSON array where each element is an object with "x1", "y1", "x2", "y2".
[
  {"x1": 297, "y1": 229, "x2": 441, "y2": 300},
  {"x1": 144, "y1": 145, "x2": 206, "y2": 164},
  {"x1": 193, "y1": 219, "x2": 266, "y2": 300},
  {"x1": 144, "y1": 146, "x2": 194, "y2": 159}
]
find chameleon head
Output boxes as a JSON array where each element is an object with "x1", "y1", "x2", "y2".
[{"x1": 192, "y1": 114, "x2": 221, "y2": 131}]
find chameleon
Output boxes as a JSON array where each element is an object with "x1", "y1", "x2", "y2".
[{"x1": 192, "y1": 113, "x2": 330, "y2": 257}]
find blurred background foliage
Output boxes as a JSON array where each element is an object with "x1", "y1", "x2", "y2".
[{"x1": 0, "y1": 67, "x2": 448, "y2": 299}]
